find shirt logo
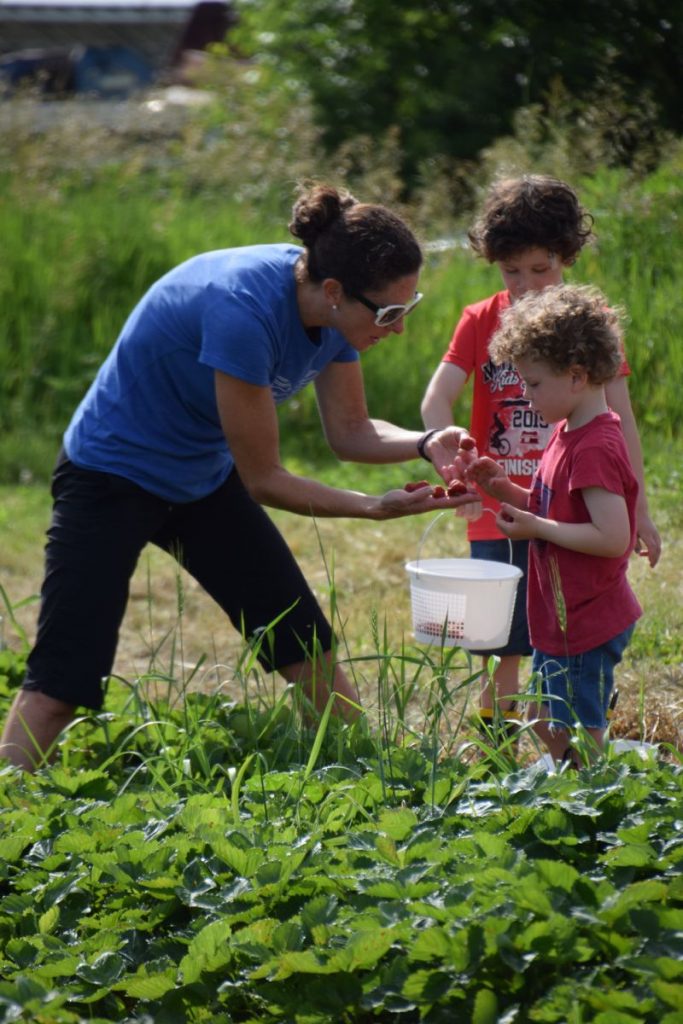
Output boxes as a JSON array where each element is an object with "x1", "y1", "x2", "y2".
[
  {"x1": 271, "y1": 370, "x2": 318, "y2": 403},
  {"x1": 482, "y1": 358, "x2": 521, "y2": 393}
]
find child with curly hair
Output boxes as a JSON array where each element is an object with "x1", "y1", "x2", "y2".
[{"x1": 465, "y1": 283, "x2": 642, "y2": 765}]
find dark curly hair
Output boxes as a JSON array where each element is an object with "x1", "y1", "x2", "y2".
[
  {"x1": 468, "y1": 175, "x2": 595, "y2": 265},
  {"x1": 289, "y1": 182, "x2": 422, "y2": 294},
  {"x1": 489, "y1": 284, "x2": 623, "y2": 385}
]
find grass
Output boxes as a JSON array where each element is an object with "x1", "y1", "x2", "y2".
[{"x1": 1, "y1": 432, "x2": 681, "y2": 754}]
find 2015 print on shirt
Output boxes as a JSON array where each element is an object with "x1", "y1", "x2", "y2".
[{"x1": 482, "y1": 358, "x2": 553, "y2": 476}]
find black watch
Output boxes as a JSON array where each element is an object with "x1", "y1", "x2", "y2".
[{"x1": 417, "y1": 428, "x2": 440, "y2": 462}]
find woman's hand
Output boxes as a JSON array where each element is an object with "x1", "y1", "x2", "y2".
[
  {"x1": 422, "y1": 427, "x2": 477, "y2": 482},
  {"x1": 377, "y1": 483, "x2": 482, "y2": 521}
]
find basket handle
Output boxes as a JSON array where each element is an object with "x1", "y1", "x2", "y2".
[
  {"x1": 416, "y1": 510, "x2": 451, "y2": 564},
  {"x1": 416, "y1": 508, "x2": 513, "y2": 565}
]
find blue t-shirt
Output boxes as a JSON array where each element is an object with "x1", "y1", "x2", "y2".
[{"x1": 64, "y1": 244, "x2": 358, "y2": 501}]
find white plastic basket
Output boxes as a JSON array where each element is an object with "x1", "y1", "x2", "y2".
[{"x1": 405, "y1": 557, "x2": 523, "y2": 650}]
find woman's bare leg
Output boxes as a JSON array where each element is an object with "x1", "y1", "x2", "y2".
[
  {"x1": 280, "y1": 651, "x2": 361, "y2": 722},
  {"x1": 0, "y1": 690, "x2": 76, "y2": 771}
]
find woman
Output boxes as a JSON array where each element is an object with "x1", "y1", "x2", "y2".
[{"x1": 0, "y1": 183, "x2": 475, "y2": 770}]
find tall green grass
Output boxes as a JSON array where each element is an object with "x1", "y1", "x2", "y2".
[{"x1": 0, "y1": 90, "x2": 680, "y2": 480}]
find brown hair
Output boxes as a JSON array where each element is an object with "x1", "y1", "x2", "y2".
[
  {"x1": 489, "y1": 284, "x2": 623, "y2": 385},
  {"x1": 468, "y1": 175, "x2": 595, "y2": 264},
  {"x1": 289, "y1": 182, "x2": 422, "y2": 294}
]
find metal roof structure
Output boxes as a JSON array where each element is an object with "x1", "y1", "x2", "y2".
[{"x1": 0, "y1": 2, "x2": 217, "y2": 70}]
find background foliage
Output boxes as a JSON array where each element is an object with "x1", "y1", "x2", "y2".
[
  {"x1": 231, "y1": 0, "x2": 683, "y2": 185},
  {"x1": 0, "y1": 64, "x2": 681, "y2": 484}
]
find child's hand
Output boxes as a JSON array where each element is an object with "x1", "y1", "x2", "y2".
[
  {"x1": 495, "y1": 503, "x2": 539, "y2": 539},
  {"x1": 465, "y1": 456, "x2": 506, "y2": 494}
]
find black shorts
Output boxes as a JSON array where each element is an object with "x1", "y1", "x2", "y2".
[
  {"x1": 23, "y1": 453, "x2": 333, "y2": 709},
  {"x1": 468, "y1": 538, "x2": 532, "y2": 658}
]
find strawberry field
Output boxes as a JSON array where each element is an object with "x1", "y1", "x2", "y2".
[{"x1": 1, "y1": 640, "x2": 682, "y2": 1024}]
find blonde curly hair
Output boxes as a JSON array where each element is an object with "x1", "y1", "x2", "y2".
[{"x1": 489, "y1": 283, "x2": 624, "y2": 385}]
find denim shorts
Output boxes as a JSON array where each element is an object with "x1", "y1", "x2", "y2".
[
  {"x1": 469, "y1": 539, "x2": 531, "y2": 658},
  {"x1": 531, "y1": 625, "x2": 635, "y2": 730}
]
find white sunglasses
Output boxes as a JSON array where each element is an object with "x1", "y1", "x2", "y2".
[{"x1": 352, "y1": 290, "x2": 423, "y2": 327}]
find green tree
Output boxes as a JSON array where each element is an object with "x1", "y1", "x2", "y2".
[{"x1": 232, "y1": 0, "x2": 682, "y2": 182}]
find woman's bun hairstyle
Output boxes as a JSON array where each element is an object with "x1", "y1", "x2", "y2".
[
  {"x1": 289, "y1": 183, "x2": 358, "y2": 250},
  {"x1": 289, "y1": 181, "x2": 422, "y2": 295}
]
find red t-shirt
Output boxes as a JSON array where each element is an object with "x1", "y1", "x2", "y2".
[
  {"x1": 527, "y1": 411, "x2": 642, "y2": 655},
  {"x1": 443, "y1": 291, "x2": 630, "y2": 541}
]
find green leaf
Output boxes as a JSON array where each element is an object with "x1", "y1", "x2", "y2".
[
  {"x1": 535, "y1": 858, "x2": 581, "y2": 892},
  {"x1": 300, "y1": 894, "x2": 338, "y2": 934},
  {"x1": 602, "y1": 844, "x2": 656, "y2": 868},
  {"x1": 593, "y1": 1013, "x2": 650, "y2": 1023},
  {"x1": 328, "y1": 926, "x2": 395, "y2": 971},
  {"x1": 473, "y1": 832, "x2": 509, "y2": 858},
  {"x1": 409, "y1": 926, "x2": 451, "y2": 962},
  {"x1": 5, "y1": 938, "x2": 39, "y2": 969},
  {"x1": 603, "y1": 879, "x2": 667, "y2": 920},
  {"x1": 119, "y1": 970, "x2": 177, "y2": 1000},
  {"x1": 179, "y1": 919, "x2": 232, "y2": 984},
  {"x1": 0, "y1": 836, "x2": 29, "y2": 863},
  {"x1": 377, "y1": 807, "x2": 418, "y2": 841},
  {"x1": 653, "y1": 980, "x2": 683, "y2": 1009},
  {"x1": 533, "y1": 807, "x2": 578, "y2": 845},
  {"x1": 0, "y1": 974, "x2": 48, "y2": 1006},
  {"x1": 52, "y1": 827, "x2": 99, "y2": 855},
  {"x1": 513, "y1": 878, "x2": 554, "y2": 916},
  {"x1": 212, "y1": 839, "x2": 264, "y2": 877},
  {"x1": 272, "y1": 920, "x2": 304, "y2": 953},
  {"x1": 255, "y1": 859, "x2": 283, "y2": 886},
  {"x1": 375, "y1": 834, "x2": 400, "y2": 865},
  {"x1": 38, "y1": 905, "x2": 59, "y2": 935},
  {"x1": 266, "y1": 948, "x2": 333, "y2": 979},
  {"x1": 75, "y1": 951, "x2": 127, "y2": 987},
  {"x1": 427, "y1": 776, "x2": 452, "y2": 805},
  {"x1": 46, "y1": 767, "x2": 113, "y2": 798},
  {"x1": 473, "y1": 988, "x2": 498, "y2": 1024},
  {"x1": 402, "y1": 968, "x2": 455, "y2": 1002}
]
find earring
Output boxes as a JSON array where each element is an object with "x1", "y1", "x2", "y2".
[{"x1": 332, "y1": 304, "x2": 339, "y2": 311}]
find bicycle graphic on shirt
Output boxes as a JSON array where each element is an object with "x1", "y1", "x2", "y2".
[
  {"x1": 488, "y1": 400, "x2": 549, "y2": 456},
  {"x1": 489, "y1": 411, "x2": 511, "y2": 455}
]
